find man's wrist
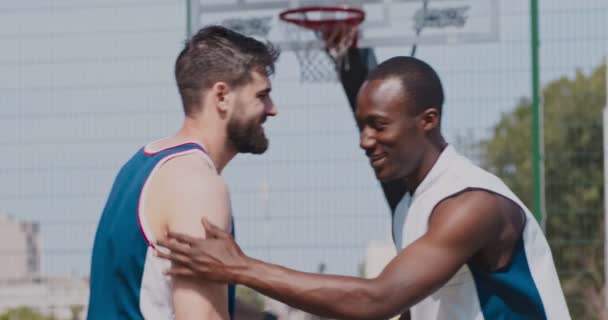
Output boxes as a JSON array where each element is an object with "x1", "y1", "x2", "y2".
[{"x1": 228, "y1": 255, "x2": 257, "y2": 285}]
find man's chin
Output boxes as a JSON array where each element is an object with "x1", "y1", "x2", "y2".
[
  {"x1": 249, "y1": 146, "x2": 268, "y2": 155},
  {"x1": 374, "y1": 168, "x2": 398, "y2": 183},
  {"x1": 243, "y1": 138, "x2": 269, "y2": 154}
]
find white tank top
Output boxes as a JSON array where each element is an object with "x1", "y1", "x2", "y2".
[{"x1": 392, "y1": 145, "x2": 570, "y2": 320}]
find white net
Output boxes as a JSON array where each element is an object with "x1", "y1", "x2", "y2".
[
  {"x1": 221, "y1": 12, "x2": 361, "y2": 83},
  {"x1": 279, "y1": 21, "x2": 339, "y2": 82},
  {"x1": 280, "y1": 10, "x2": 362, "y2": 83},
  {"x1": 294, "y1": 45, "x2": 341, "y2": 82}
]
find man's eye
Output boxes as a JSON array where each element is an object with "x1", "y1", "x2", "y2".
[{"x1": 373, "y1": 122, "x2": 386, "y2": 130}]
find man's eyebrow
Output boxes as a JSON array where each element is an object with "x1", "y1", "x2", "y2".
[{"x1": 258, "y1": 87, "x2": 271, "y2": 94}]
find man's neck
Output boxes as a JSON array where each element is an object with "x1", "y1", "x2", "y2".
[
  {"x1": 176, "y1": 117, "x2": 237, "y2": 174},
  {"x1": 402, "y1": 136, "x2": 448, "y2": 194}
]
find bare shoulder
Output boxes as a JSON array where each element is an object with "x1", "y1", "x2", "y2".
[
  {"x1": 432, "y1": 190, "x2": 501, "y2": 222},
  {"x1": 432, "y1": 190, "x2": 526, "y2": 271},
  {"x1": 158, "y1": 152, "x2": 226, "y2": 193},
  {"x1": 159, "y1": 151, "x2": 219, "y2": 178},
  {"x1": 155, "y1": 152, "x2": 231, "y2": 233},
  {"x1": 155, "y1": 154, "x2": 231, "y2": 320},
  {"x1": 427, "y1": 190, "x2": 505, "y2": 248}
]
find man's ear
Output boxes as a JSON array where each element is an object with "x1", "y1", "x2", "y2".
[
  {"x1": 211, "y1": 81, "x2": 231, "y2": 114},
  {"x1": 419, "y1": 108, "x2": 440, "y2": 132}
]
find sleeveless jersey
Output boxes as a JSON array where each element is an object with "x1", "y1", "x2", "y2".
[
  {"x1": 87, "y1": 142, "x2": 236, "y2": 319},
  {"x1": 392, "y1": 145, "x2": 570, "y2": 320}
]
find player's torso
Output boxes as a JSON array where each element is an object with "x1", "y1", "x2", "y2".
[
  {"x1": 88, "y1": 143, "x2": 236, "y2": 320},
  {"x1": 392, "y1": 146, "x2": 570, "y2": 320}
]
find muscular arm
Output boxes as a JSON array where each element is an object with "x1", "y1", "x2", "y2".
[
  {"x1": 238, "y1": 192, "x2": 503, "y2": 319},
  {"x1": 159, "y1": 155, "x2": 232, "y2": 320},
  {"x1": 165, "y1": 191, "x2": 504, "y2": 320}
]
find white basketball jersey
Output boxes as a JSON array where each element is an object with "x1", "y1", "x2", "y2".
[{"x1": 392, "y1": 145, "x2": 570, "y2": 320}]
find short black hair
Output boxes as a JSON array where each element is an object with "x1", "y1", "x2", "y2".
[
  {"x1": 175, "y1": 25, "x2": 280, "y2": 116},
  {"x1": 366, "y1": 56, "x2": 444, "y2": 115}
]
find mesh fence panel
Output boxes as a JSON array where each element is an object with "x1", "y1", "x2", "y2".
[{"x1": 0, "y1": 0, "x2": 606, "y2": 319}]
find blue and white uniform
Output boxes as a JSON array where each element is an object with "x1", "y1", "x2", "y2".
[
  {"x1": 87, "y1": 142, "x2": 236, "y2": 320},
  {"x1": 392, "y1": 145, "x2": 570, "y2": 320}
]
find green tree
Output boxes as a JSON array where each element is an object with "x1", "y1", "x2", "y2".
[
  {"x1": 0, "y1": 307, "x2": 56, "y2": 320},
  {"x1": 482, "y1": 63, "x2": 606, "y2": 318},
  {"x1": 236, "y1": 286, "x2": 265, "y2": 312},
  {"x1": 69, "y1": 305, "x2": 83, "y2": 320}
]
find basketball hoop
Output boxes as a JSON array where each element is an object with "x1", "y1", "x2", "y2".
[{"x1": 279, "y1": 6, "x2": 365, "y2": 82}]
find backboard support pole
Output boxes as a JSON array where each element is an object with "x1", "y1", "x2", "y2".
[{"x1": 338, "y1": 48, "x2": 409, "y2": 243}]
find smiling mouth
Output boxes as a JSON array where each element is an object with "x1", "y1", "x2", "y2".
[{"x1": 368, "y1": 153, "x2": 386, "y2": 165}]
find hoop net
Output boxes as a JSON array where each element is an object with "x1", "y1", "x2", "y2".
[{"x1": 279, "y1": 6, "x2": 365, "y2": 82}]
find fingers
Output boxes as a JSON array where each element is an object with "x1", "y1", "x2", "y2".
[
  {"x1": 165, "y1": 231, "x2": 201, "y2": 245},
  {"x1": 155, "y1": 237, "x2": 191, "y2": 256},
  {"x1": 154, "y1": 248, "x2": 191, "y2": 266},
  {"x1": 201, "y1": 218, "x2": 230, "y2": 239},
  {"x1": 164, "y1": 267, "x2": 197, "y2": 277}
]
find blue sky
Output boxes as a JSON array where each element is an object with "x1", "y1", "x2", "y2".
[{"x1": 0, "y1": 0, "x2": 606, "y2": 277}]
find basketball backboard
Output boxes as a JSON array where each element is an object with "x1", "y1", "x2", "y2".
[{"x1": 187, "y1": 0, "x2": 500, "y2": 51}]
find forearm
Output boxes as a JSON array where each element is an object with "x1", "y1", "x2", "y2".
[{"x1": 231, "y1": 257, "x2": 397, "y2": 320}]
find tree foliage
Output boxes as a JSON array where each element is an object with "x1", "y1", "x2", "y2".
[
  {"x1": 0, "y1": 307, "x2": 56, "y2": 320},
  {"x1": 236, "y1": 286, "x2": 265, "y2": 312}
]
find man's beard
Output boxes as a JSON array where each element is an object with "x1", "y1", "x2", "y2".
[{"x1": 227, "y1": 116, "x2": 269, "y2": 154}]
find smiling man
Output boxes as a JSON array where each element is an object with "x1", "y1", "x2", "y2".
[
  {"x1": 87, "y1": 26, "x2": 279, "y2": 320},
  {"x1": 156, "y1": 56, "x2": 570, "y2": 320}
]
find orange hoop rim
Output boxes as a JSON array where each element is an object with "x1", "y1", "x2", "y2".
[{"x1": 279, "y1": 6, "x2": 365, "y2": 31}]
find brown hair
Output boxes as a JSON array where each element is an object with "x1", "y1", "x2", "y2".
[{"x1": 175, "y1": 25, "x2": 280, "y2": 116}]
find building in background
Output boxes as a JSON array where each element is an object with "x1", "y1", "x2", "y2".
[
  {"x1": 0, "y1": 214, "x2": 88, "y2": 319},
  {"x1": 0, "y1": 276, "x2": 89, "y2": 320},
  {"x1": 0, "y1": 213, "x2": 41, "y2": 281},
  {"x1": 0, "y1": 0, "x2": 605, "y2": 318}
]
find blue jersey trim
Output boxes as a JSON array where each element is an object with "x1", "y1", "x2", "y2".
[
  {"x1": 88, "y1": 142, "x2": 237, "y2": 319},
  {"x1": 469, "y1": 237, "x2": 547, "y2": 319}
]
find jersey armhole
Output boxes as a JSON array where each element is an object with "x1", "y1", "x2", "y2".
[{"x1": 137, "y1": 149, "x2": 214, "y2": 247}]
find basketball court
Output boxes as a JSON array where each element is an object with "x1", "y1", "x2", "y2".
[{"x1": 1, "y1": 1, "x2": 606, "y2": 318}]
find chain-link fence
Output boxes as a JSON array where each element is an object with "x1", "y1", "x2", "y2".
[{"x1": 0, "y1": 0, "x2": 606, "y2": 319}]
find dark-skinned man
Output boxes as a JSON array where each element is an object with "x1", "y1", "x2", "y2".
[{"x1": 156, "y1": 56, "x2": 570, "y2": 320}]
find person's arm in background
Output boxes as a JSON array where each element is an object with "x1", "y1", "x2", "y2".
[{"x1": 156, "y1": 154, "x2": 232, "y2": 320}]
